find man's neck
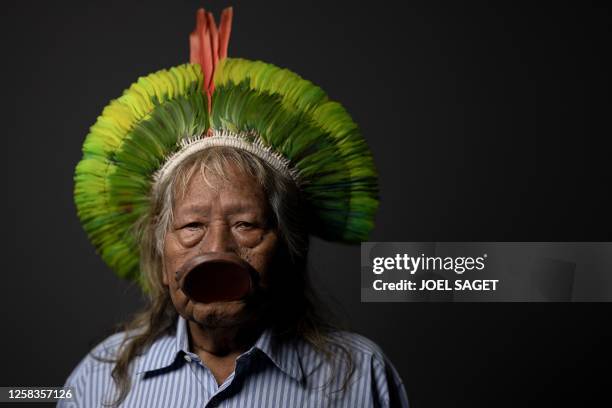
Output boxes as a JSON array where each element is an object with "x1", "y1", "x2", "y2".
[{"x1": 187, "y1": 319, "x2": 263, "y2": 385}]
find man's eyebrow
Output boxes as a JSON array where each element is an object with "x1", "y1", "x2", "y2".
[
  {"x1": 177, "y1": 201, "x2": 263, "y2": 214},
  {"x1": 176, "y1": 204, "x2": 210, "y2": 214},
  {"x1": 223, "y1": 199, "x2": 263, "y2": 211},
  {"x1": 223, "y1": 207, "x2": 267, "y2": 219}
]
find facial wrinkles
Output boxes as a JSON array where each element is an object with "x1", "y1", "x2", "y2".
[
  {"x1": 173, "y1": 189, "x2": 270, "y2": 255},
  {"x1": 163, "y1": 168, "x2": 278, "y2": 294}
]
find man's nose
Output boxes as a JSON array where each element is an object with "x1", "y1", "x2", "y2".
[{"x1": 201, "y1": 223, "x2": 237, "y2": 253}]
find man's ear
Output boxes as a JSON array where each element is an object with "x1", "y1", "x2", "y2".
[
  {"x1": 156, "y1": 216, "x2": 170, "y2": 287},
  {"x1": 161, "y1": 260, "x2": 170, "y2": 286},
  {"x1": 162, "y1": 269, "x2": 169, "y2": 286}
]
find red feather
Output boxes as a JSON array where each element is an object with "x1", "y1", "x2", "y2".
[
  {"x1": 189, "y1": 7, "x2": 234, "y2": 112},
  {"x1": 218, "y1": 7, "x2": 233, "y2": 60}
]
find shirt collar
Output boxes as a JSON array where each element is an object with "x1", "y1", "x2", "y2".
[
  {"x1": 132, "y1": 317, "x2": 187, "y2": 376},
  {"x1": 134, "y1": 316, "x2": 304, "y2": 383},
  {"x1": 251, "y1": 326, "x2": 304, "y2": 382}
]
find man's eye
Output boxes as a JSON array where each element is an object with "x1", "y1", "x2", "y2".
[
  {"x1": 183, "y1": 222, "x2": 203, "y2": 230},
  {"x1": 235, "y1": 221, "x2": 255, "y2": 231}
]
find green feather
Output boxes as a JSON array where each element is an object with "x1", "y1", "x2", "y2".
[
  {"x1": 74, "y1": 64, "x2": 205, "y2": 280},
  {"x1": 75, "y1": 57, "x2": 378, "y2": 285},
  {"x1": 214, "y1": 58, "x2": 378, "y2": 242}
]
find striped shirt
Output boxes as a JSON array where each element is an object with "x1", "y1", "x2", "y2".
[{"x1": 60, "y1": 316, "x2": 409, "y2": 407}]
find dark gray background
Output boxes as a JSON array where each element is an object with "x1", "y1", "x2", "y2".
[{"x1": 1, "y1": 1, "x2": 611, "y2": 407}]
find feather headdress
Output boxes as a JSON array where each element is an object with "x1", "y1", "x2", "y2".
[{"x1": 74, "y1": 7, "x2": 379, "y2": 283}]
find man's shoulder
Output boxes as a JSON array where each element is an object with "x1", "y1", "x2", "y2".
[
  {"x1": 292, "y1": 329, "x2": 389, "y2": 369},
  {"x1": 288, "y1": 329, "x2": 408, "y2": 405},
  {"x1": 87, "y1": 329, "x2": 146, "y2": 362},
  {"x1": 65, "y1": 330, "x2": 140, "y2": 383},
  {"x1": 324, "y1": 330, "x2": 387, "y2": 359},
  {"x1": 91, "y1": 331, "x2": 132, "y2": 357},
  {"x1": 329, "y1": 330, "x2": 385, "y2": 354}
]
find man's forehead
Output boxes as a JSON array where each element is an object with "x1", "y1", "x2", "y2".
[
  {"x1": 180, "y1": 160, "x2": 260, "y2": 191},
  {"x1": 173, "y1": 172, "x2": 267, "y2": 214},
  {"x1": 175, "y1": 199, "x2": 265, "y2": 215}
]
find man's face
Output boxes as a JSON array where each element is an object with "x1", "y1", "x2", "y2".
[{"x1": 162, "y1": 165, "x2": 279, "y2": 328}]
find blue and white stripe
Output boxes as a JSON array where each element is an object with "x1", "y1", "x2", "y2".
[{"x1": 59, "y1": 317, "x2": 409, "y2": 407}]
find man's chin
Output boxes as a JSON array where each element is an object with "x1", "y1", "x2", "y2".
[{"x1": 188, "y1": 300, "x2": 253, "y2": 329}]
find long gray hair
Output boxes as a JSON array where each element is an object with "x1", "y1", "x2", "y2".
[{"x1": 100, "y1": 146, "x2": 352, "y2": 406}]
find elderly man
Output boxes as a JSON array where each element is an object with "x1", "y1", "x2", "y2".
[{"x1": 64, "y1": 7, "x2": 408, "y2": 407}]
